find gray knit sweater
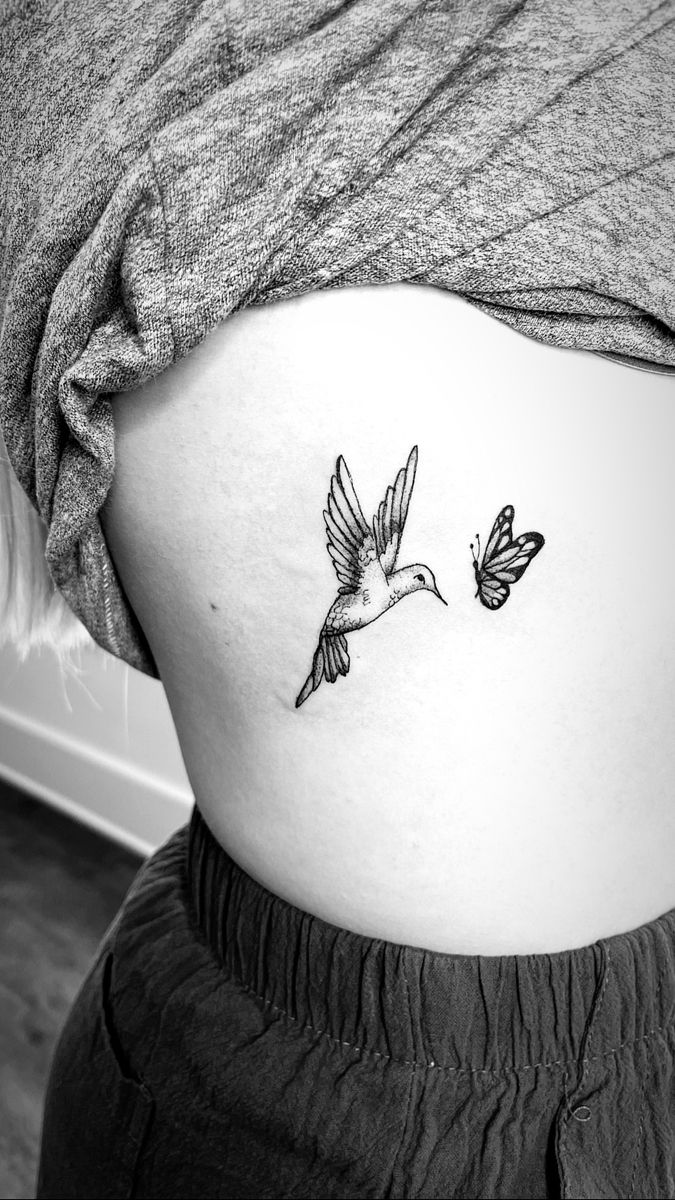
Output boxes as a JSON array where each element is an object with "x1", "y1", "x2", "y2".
[{"x1": 1, "y1": 0, "x2": 674, "y2": 677}]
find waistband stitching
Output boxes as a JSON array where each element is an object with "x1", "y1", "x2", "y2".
[
  {"x1": 183, "y1": 825, "x2": 675, "y2": 1076},
  {"x1": 234, "y1": 971, "x2": 675, "y2": 1077}
]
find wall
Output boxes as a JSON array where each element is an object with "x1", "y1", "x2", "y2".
[{"x1": 0, "y1": 639, "x2": 193, "y2": 857}]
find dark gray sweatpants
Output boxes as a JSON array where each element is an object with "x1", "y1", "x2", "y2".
[{"x1": 37, "y1": 804, "x2": 675, "y2": 1199}]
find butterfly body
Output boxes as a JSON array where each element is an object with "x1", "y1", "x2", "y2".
[{"x1": 471, "y1": 504, "x2": 544, "y2": 610}]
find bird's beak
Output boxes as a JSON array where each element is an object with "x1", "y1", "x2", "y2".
[{"x1": 433, "y1": 586, "x2": 448, "y2": 606}]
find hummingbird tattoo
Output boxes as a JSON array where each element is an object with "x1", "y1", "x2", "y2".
[{"x1": 295, "y1": 445, "x2": 446, "y2": 707}]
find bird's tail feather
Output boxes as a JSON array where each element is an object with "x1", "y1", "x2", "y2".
[{"x1": 295, "y1": 631, "x2": 350, "y2": 707}]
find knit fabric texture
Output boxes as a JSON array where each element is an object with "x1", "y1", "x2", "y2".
[{"x1": 1, "y1": 0, "x2": 674, "y2": 677}]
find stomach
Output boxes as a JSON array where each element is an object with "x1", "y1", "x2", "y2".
[{"x1": 100, "y1": 284, "x2": 675, "y2": 955}]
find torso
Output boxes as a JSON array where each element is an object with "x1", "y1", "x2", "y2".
[{"x1": 101, "y1": 285, "x2": 675, "y2": 955}]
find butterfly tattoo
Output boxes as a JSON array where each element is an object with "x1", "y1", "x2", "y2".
[{"x1": 470, "y1": 505, "x2": 544, "y2": 610}]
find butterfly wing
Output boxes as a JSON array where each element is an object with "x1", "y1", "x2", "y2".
[
  {"x1": 482, "y1": 504, "x2": 515, "y2": 563},
  {"x1": 475, "y1": 573, "x2": 510, "y2": 609},
  {"x1": 485, "y1": 532, "x2": 545, "y2": 584},
  {"x1": 476, "y1": 505, "x2": 544, "y2": 610}
]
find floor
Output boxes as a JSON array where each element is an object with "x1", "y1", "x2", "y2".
[{"x1": 0, "y1": 783, "x2": 143, "y2": 1200}]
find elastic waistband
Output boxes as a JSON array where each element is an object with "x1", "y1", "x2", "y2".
[{"x1": 187, "y1": 804, "x2": 675, "y2": 1077}]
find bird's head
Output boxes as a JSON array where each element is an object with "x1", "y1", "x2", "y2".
[{"x1": 405, "y1": 565, "x2": 448, "y2": 605}]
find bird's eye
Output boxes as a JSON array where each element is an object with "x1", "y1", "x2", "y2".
[{"x1": 415, "y1": 573, "x2": 425, "y2": 583}]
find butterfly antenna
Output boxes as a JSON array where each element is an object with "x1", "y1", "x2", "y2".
[{"x1": 470, "y1": 533, "x2": 481, "y2": 598}]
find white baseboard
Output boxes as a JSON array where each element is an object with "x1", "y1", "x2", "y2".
[{"x1": 0, "y1": 703, "x2": 193, "y2": 858}]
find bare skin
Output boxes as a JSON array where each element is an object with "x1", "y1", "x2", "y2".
[{"x1": 100, "y1": 284, "x2": 675, "y2": 956}]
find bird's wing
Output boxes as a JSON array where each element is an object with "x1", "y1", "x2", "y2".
[
  {"x1": 324, "y1": 455, "x2": 385, "y2": 594},
  {"x1": 372, "y1": 446, "x2": 418, "y2": 576}
]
